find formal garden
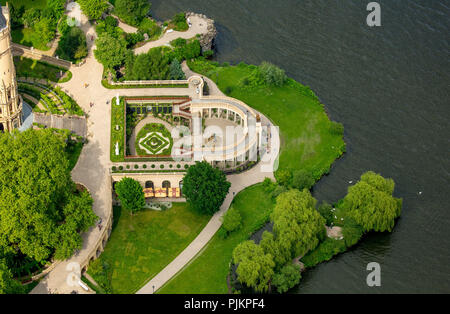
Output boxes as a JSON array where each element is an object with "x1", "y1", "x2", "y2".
[{"x1": 135, "y1": 123, "x2": 173, "y2": 156}]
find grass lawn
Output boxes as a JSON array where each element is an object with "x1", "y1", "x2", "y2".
[
  {"x1": 158, "y1": 184, "x2": 275, "y2": 294},
  {"x1": 157, "y1": 60, "x2": 345, "y2": 293},
  {"x1": 14, "y1": 56, "x2": 72, "y2": 83},
  {"x1": 0, "y1": 0, "x2": 47, "y2": 10},
  {"x1": 110, "y1": 97, "x2": 125, "y2": 162},
  {"x1": 88, "y1": 203, "x2": 211, "y2": 294},
  {"x1": 188, "y1": 60, "x2": 345, "y2": 179},
  {"x1": 11, "y1": 27, "x2": 51, "y2": 51}
]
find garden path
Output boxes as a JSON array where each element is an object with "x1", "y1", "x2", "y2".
[{"x1": 31, "y1": 9, "x2": 278, "y2": 294}]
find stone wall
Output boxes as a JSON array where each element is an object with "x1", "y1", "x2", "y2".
[{"x1": 186, "y1": 12, "x2": 217, "y2": 51}]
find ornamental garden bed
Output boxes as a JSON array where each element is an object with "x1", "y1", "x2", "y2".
[{"x1": 135, "y1": 123, "x2": 173, "y2": 157}]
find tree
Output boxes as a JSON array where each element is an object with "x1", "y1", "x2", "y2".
[
  {"x1": 0, "y1": 129, "x2": 96, "y2": 262},
  {"x1": 0, "y1": 259, "x2": 24, "y2": 294},
  {"x1": 258, "y1": 62, "x2": 287, "y2": 86},
  {"x1": 272, "y1": 264, "x2": 301, "y2": 293},
  {"x1": 182, "y1": 161, "x2": 230, "y2": 215},
  {"x1": 271, "y1": 190, "x2": 326, "y2": 264},
  {"x1": 21, "y1": 8, "x2": 41, "y2": 28},
  {"x1": 56, "y1": 27, "x2": 87, "y2": 62},
  {"x1": 54, "y1": 191, "x2": 97, "y2": 259},
  {"x1": 126, "y1": 48, "x2": 170, "y2": 80},
  {"x1": 78, "y1": 0, "x2": 109, "y2": 20},
  {"x1": 259, "y1": 231, "x2": 286, "y2": 270},
  {"x1": 317, "y1": 201, "x2": 334, "y2": 226},
  {"x1": 291, "y1": 169, "x2": 315, "y2": 190},
  {"x1": 94, "y1": 33, "x2": 128, "y2": 69},
  {"x1": 169, "y1": 59, "x2": 185, "y2": 80},
  {"x1": 221, "y1": 207, "x2": 241, "y2": 234},
  {"x1": 34, "y1": 18, "x2": 55, "y2": 44},
  {"x1": 115, "y1": 0, "x2": 150, "y2": 26},
  {"x1": 274, "y1": 169, "x2": 292, "y2": 187},
  {"x1": 232, "y1": 241, "x2": 275, "y2": 293},
  {"x1": 115, "y1": 177, "x2": 145, "y2": 213},
  {"x1": 343, "y1": 171, "x2": 402, "y2": 232}
]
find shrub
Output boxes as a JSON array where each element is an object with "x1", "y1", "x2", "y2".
[
  {"x1": 151, "y1": 164, "x2": 155, "y2": 168},
  {"x1": 273, "y1": 264, "x2": 302, "y2": 293},
  {"x1": 330, "y1": 121, "x2": 344, "y2": 135},
  {"x1": 317, "y1": 201, "x2": 334, "y2": 226},
  {"x1": 177, "y1": 164, "x2": 181, "y2": 169},
  {"x1": 160, "y1": 164, "x2": 165, "y2": 169},
  {"x1": 274, "y1": 169, "x2": 292, "y2": 186},
  {"x1": 134, "y1": 164, "x2": 139, "y2": 169},
  {"x1": 222, "y1": 207, "x2": 242, "y2": 234},
  {"x1": 258, "y1": 62, "x2": 287, "y2": 86},
  {"x1": 143, "y1": 164, "x2": 147, "y2": 169},
  {"x1": 291, "y1": 169, "x2": 315, "y2": 190}
]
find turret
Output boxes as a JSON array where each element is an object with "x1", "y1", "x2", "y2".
[{"x1": 0, "y1": 3, "x2": 22, "y2": 132}]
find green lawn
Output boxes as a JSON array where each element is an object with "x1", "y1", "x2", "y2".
[
  {"x1": 14, "y1": 56, "x2": 72, "y2": 83},
  {"x1": 188, "y1": 60, "x2": 345, "y2": 179},
  {"x1": 159, "y1": 184, "x2": 275, "y2": 294},
  {"x1": 88, "y1": 203, "x2": 211, "y2": 294},
  {"x1": 157, "y1": 60, "x2": 345, "y2": 293},
  {"x1": 110, "y1": 97, "x2": 125, "y2": 162}
]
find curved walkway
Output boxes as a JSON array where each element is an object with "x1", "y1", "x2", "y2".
[
  {"x1": 31, "y1": 9, "x2": 279, "y2": 294},
  {"x1": 134, "y1": 15, "x2": 209, "y2": 55}
]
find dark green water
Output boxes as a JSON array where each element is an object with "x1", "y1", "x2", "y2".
[{"x1": 150, "y1": 0, "x2": 450, "y2": 293}]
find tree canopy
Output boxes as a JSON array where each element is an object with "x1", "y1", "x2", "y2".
[
  {"x1": 272, "y1": 264, "x2": 301, "y2": 293},
  {"x1": 94, "y1": 33, "x2": 128, "y2": 70},
  {"x1": 232, "y1": 240, "x2": 275, "y2": 293},
  {"x1": 78, "y1": 0, "x2": 109, "y2": 20},
  {"x1": 56, "y1": 26, "x2": 87, "y2": 62},
  {"x1": 182, "y1": 162, "x2": 230, "y2": 215},
  {"x1": 115, "y1": 0, "x2": 150, "y2": 26},
  {"x1": 0, "y1": 129, "x2": 96, "y2": 264},
  {"x1": 0, "y1": 259, "x2": 24, "y2": 294},
  {"x1": 115, "y1": 177, "x2": 145, "y2": 213},
  {"x1": 271, "y1": 189, "x2": 326, "y2": 263},
  {"x1": 343, "y1": 171, "x2": 402, "y2": 232}
]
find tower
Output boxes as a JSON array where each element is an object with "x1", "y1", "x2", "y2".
[{"x1": 0, "y1": 3, "x2": 22, "y2": 132}]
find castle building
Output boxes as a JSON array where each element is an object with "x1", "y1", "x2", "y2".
[{"x1": 0, "y1": 4, "x2": 22, "y2": 132}]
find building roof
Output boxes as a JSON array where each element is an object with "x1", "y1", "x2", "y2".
[{"x1": 0, "y1": 5, "x2": 6, "y2": 31}]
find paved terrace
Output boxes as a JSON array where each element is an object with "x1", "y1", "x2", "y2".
[{"x1": 31, "y1": 10, "x2": 278, "y2": 294}]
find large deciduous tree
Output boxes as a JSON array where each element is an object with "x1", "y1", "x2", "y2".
[
  {"x1": 78, "y1": 0, "x2": 109, "y2": 20},
  {"x1": 0, "y1": 259, "x2": 24, "y2": 294},
  {"x1": 343, "y1": 171, "x2": 402, "y2": 232},
  {"x1": 232, "y1": 240, "x2": 275, "y2": 293},
  {"x1": 115, "y1": 0, "x2": 150, "y2": 26},
  {"x1": 271, "y1": 189, "x2": 326, "y2": 264},
  {"x1": 94, "y1": 33, "x2": 128, "y2": 70},
  {"x1": 115, "y1": 177, "x2": 145, "y2": 213},
  {"x1": 0, "y1": 130, "x2": 96, "y2": 263},
  {"x1": 182, "y1": 162, "x2": 231, "y2": 215}
]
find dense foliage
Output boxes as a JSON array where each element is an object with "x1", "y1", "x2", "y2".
[
  {"x1": 232, "y1": 240, "x2": 275, "y2": 293},
  {"x1": 56, "y1": 25, "x2": 87, "y2": 63},
  {"x1": 94, "y1": 33, "x2": 129, "y2": 70},
  {"x1": 182, "y1": 161, "x2": 230, "y2": 215},
  {"x1": 0, "y1": 259, "x2": 24, "y2": 294},
  {"x1": 115, "y1": 0, "x2": 150, "y2": 26},
  {"x1": 272, "y1": 264, "x2": 301, "y2": 293},
  {"x1": 78, "y1": 0, "x2": 109, "y2": 20},
  {"x1": 0, "y1": 130, "x2": 96, "y2": 279},
  {"x1": 221, "y1": 206, "x2": 242, "y2": 235},
  {"x1": 115, "y1": 177, "x2": 145, "y2": 213},
  {"x1": 343, "y1": 171, "x2": 402, "y2": 232}
]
